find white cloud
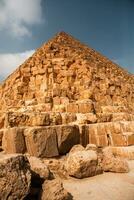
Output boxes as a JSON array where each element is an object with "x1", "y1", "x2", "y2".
[
  {"x1": 0, "y1": 50, "x2": 35, "y2": 80},
  {"x1": 0, "y1": 0, "x2": 42, "y2": 37}
]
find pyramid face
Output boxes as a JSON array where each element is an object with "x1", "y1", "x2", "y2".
[
  {"x1": 0, "y1": 32, "x2": 134, "y2": 157},
  {"x1": 0, "y1": 31, "x2": 133, "y2": 112}
]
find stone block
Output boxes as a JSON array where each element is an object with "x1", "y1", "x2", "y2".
[
  {"x1": 78, "y1": 102, "x2": 94, "y2": 113},
  {"x1": 25, "y1": 127, "x2": 59, "y2": 158},
  {"x1": 111, "y1": 134, "x2": 126, "y2": 146},
  {"x1": 98, "y1": 135, "x2": 108, "y2": 147},
  {"x1": 2, "y1": 127, "x2": 26, "y2": 153},
  {"x1": 66, "y1": 103, "x2": 79, "y2": 113},
  {"x1": 57, "y1": 125, "x2": 80, "y2": 154}
]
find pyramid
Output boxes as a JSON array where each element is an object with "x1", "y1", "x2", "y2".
[{"x1": 0, "y1": 32, "x2": 134, "y2": 158}]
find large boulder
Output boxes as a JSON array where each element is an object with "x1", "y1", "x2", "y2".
[
  {"x1": 66, "y1": 149, "x2": 101, "y2": 178},
  {"x1": 25, "y1": 127, "x2": 59, "y2": 158},
  {"x1": 41, "y1": 179, "x2": 72, "y2": 200},
  {"x1": 0, "y1": 153, "x2": 31, "y2": 200},
  {"x1": 102, "y1": 147, "x2": 129, "y2": 173}
]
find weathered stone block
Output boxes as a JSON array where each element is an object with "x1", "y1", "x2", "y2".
[
  {"x1": 78, "y1": 102, "x2": 94, "y2": 113},
  {"x1": 66, "y1": 103, "x2": 79, "y2": 113},
  {"x1": 25, "y1": 127, "x2": 59, "y2": 158},
  {"x1": 57, "y1": 125, "x2": 80, "y2": 154},
  {"x1": 111, "y1": 134, "x2": 126, "y2": 146},
  {"x1": 2, "y1": 127, "x2": 26, "y2": 153}
]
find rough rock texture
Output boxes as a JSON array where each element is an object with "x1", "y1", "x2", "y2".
[
  {"x1": 0, "y1": 153, "x2": 31, "y2": 200},
  {"x1": 27, "y1": 156, "x2": 50, "y2": 179},
  {"x1": 66, "y1": 149, "x2": 102, "y2": 178},
  {"x1": 0, "y1": 31, "x2": 133, "y2": 156},
  {"x1": 25, "y1": 126, "x2": 59, "y2": 158},
  {"x1": 24, "y1": 125, "x2": 80, "y2": 157},
  {"x1": 102, "y1": 147, "x2": 129, "y2": 173},
  {"x1": 2, "y1": 127, "x2": 26, "y2": 153},
  {"x1": 41, "y1": 179, "x2": 72, "y2": 200}
]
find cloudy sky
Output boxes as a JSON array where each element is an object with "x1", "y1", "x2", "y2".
[{"x1": 0, "y1": 0, "x2": 134, "y2": 81}]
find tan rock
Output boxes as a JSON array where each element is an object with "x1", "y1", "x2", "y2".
[
  {"x1": 50, "y1": 112, "x2": 62, "y2": 125},
  {"x1": 57, "y1": 125, "x2": 80, "y2": 155},
  {"x1": 25, "y1": 127, "x2": 59, "y2": 158},
  {"x1": 102, "y1": 147, "x2": 129, "y2": 173},
  {"x1": 78, "y1": 101, "x2": 94, "y2": 113},
  {"x1": 85, "y1": 144, "x2": 97, "y2": 151},
  {"x1": 66, "y1": 103, "x2": 78, "y2": 113},
  {"x1": 28, "y1": 156, "x2": 50, "y2": 179},
  {"x1": 41, "y1": 179, "x2": 72, "y2": 200},
  {"x1": 69, "y1": 144, "x2": 85, "y2": 153},
  {"x1": 66, "y1": 150, "x2": 101, "y2": 178},
  {"x1": 0, "y1": 153, "x2": 31, "y2": 200},
  {"x1": 2, "y1": 127, "x2": 26, "y2": 153}
]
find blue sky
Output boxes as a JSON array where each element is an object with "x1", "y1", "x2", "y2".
[{"x1": 0, "y1": 0, "x2": 134, "y2": 80}]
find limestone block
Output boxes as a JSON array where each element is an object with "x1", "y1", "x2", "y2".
[
  {"x1": 57, "y1": 125, "x2": 80, "y2": 154},
  {"x1": 61, "y1": 113, "x2": 76, "y2": 124},
  {"x1": 2, "y1": 127, "x2": 26, "y2": 153},
  {"x1": 111, "y1": 134, "x2": 126, "y2": 146},
  {"x1": 30, "y1": 112, "x2": 50, "y2": 126},
  {"x1": 78, "y1": 101, "x2": 94, "y2": 113},
  {"x1": 66, "y1": 103, "x2": 79, "y2": 113},
  {"x1": 5, "y1": 112, "x2": 30, "y2": 127},
  {"x1": 25, "y1": 127, "x2": 59, "y2": 158},
  {"x1": 49, "y1": 112, "x2": 62, "y2": 125}
]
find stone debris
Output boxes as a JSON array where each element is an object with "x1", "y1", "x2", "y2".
[
  {"x1": 0, "y1": 153, "x2": 31, "y2": 200},
  {"x1": 41, "y1": 179, "x2": 72, "y2": 200},
  {"x1": 66, "y1": 147, "x2": 102, "y2": 178},
  {"x1": 102, "y1": 147, "x2": 129, "y2": 173}
]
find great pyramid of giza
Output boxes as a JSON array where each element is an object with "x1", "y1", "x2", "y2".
[{"x1": 0, "y1": 31, "x2": 134, "y2": 157}]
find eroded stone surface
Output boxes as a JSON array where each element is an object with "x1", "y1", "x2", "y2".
[
  {"x1": 41, "y1": 179, "x2": 72, "y2": 200},
  {"x1": 0, "y1": 153, "x2": 31, "y2": 200}
]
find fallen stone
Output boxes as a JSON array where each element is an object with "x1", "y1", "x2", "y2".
[
  {"x1": 66, "y1": 150, "x2": 101, "y2": 178},
  {"x1": 0, "y1": 153, "x2": 31, "y2": 200},
  {"x1": 41, "y1": 179, "x2": 72, "y2": 200},
  {"x1": 69, "y1": 144, "x2": 85, "y2": 153},
  {"x1": 27, "y1": 156, "x2": 50, "y2": 179},
  {"x1": 102, "y1": 147, "x2": 129, "y2": 173},
  {"x1": 85, "y1": 144, "x2": 97, "y2": 151}
]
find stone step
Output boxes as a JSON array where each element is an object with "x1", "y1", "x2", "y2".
[
  {"x1": 66, "y1": 100, "x2": 94, "y2": 113},
  {"x1": 2, "y1": 125, "x2": 80, "y2": 157},
  {"x1": 84, "y1": 121, "x2": 134, "y2": 147},
  {"x1": 1, "y1": 110, "x2": 134, "y2": 129},
  {"x1": 96, "y1": 113, "x2": 134, "y2": 123}
]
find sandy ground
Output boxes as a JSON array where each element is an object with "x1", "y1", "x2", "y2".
[{"x1": 63, "y1": 161, "x2": 134, "y2": 200}]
